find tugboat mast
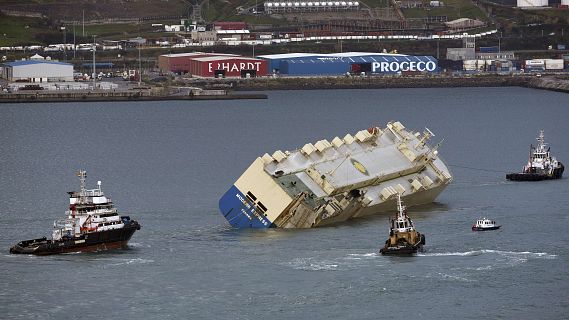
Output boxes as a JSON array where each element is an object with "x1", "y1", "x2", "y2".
[
  {"x1": 78, "y1": 170, "x2": 87, "y2": 204},
  {"x1": 396, "y1": 193, "x2": 405, "y2": 220}
]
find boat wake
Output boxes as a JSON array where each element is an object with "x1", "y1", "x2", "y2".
[
  {"x1": 346, "y1": 253, "x2": 378, "y2": 260},
  {"x1": 103, "y1": 258, "x2": 155, "y2": 267},
  {"x1": 420, "y1": 249, "x2": 557, "y2": 270},
  {"x1": 126, "y1": 242, "x2": 151, "y2": 248},
  {"x1": 282, "y1": 252, "x2": 381, "y2": 271},
  {"x1": 418, "y1": 249, "x2": 557, "y2": 259},
  {"x1": 284, "y1": 257, "x2": 340, "y2": 271}
]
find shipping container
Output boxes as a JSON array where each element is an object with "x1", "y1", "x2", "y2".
[
  {"x1": 463, "y1": 60, "x2": 477, "y2": 71},
  {"x1": 524, "y1": 59, "x2": 545, "y2": 71},
  {"x1": 478, "y1": 46, "x2": 500, "y2": 53},
  {"x1": 545, "y1": 59, "x2": 565, "y2": 70}
]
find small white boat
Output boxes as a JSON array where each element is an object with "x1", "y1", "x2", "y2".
[{"x1": 472, "y1": 218, "x2": 500, "y2": 231}]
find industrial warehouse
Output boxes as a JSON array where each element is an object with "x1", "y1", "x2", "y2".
[
  {"x1": 158, "y1": 52, "x2": 438, "y2": 77},
  {"x1": 1, "y1": 60, "x2": 74, "y2": 83},
  {"x1": 158, "y1": 53, "x2": 269, "y2": 77}
]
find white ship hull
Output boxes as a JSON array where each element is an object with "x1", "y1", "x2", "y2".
[
  {"x1": 317, "y1": 184, "x2": 448, "y2": 226},
  {"x1": 219, "y1": 121, "x2": 453, "y2": 228}
]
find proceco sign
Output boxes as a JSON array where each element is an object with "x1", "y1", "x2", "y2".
[{"x1": 371, "y1": 60, "x2": 437, "y2": 73}]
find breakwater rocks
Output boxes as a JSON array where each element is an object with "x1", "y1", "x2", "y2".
[
  {"x1": 232, "y1": 75, "x2": 532, "y2": 91},
  {"x1": 230, "y1": 75, "x2": 569, "y2": 94},
  {"x1": 527, "y1": 77, "x2": 569, "y2": 94}
]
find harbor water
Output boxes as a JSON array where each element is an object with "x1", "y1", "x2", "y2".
[{"x1": 1, "y1": 87, "x2": 568, "y2": 319}]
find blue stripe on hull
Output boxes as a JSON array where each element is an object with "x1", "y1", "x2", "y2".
[{"x1": 219, "y1": 185, "x2": 273, "y2": 228}]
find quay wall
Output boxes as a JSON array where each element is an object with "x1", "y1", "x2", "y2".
[
  {"x1": 1, "y1": 75, "x2": 567, "y2": 103},
  {"x1": 0, "y1": 90, "x2": 267, "y2": 103}
]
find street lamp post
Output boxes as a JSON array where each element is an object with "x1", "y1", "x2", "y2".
[
  {"x1": 138, "y1": 43, "x2": 142, "y2": 86},
  {"x1": 92, "y1": 35, "x2": 96, "y2": 90},
  {"x1": 61, "y1": 26, "x2": 67, "y2": 62}
]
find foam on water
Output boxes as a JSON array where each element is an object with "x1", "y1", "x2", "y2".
[
  {"x1": 284, "y1": 257, "x2": 340, "y2": 271},
  {"x1": 346, "y1": 253, "x2": 378, "y2": 260},
  {"x1": 418, "y1": 250, "x2": 557, "y2": 259},
  {"x1": 104, "y1": 258, "x2": 155, "y2": 267}
]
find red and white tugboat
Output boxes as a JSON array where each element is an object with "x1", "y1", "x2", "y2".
[
  {"x1": 472, "y1": 218, "x2": 500, "y2": 231},
  {"x1": 9, "y1": 171, "x2": 141, "y2": 255},
  {"x1": 506, "y1": 130, "x2": 564, "y2": 181},
  {"x1": 379, "y1": 194, "x2": 425, "y2": 255}
]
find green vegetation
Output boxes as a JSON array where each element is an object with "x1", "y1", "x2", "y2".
[
  {"x1": 359, "y1": 0, "x2": 392, "y2": 8},
  {"x1": 1, "y1": 0, "x2": 567, "y2": 53},
  {"x1": 81, "y1": 24, "x2": 154, "y2": 40},
  {"x1": 402, "y1": 0, "x2": 488, "y2": 21},
  {"x1": 0, "y1": 14, "x2": 52, "y2": 46}
]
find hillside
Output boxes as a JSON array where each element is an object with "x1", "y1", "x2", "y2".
[{"x1": 0, "y1": 0, "x2": 567, "y2": 49}]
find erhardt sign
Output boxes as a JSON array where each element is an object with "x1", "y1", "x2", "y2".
[
  {"x1": 371, "y1": 60, "x2": 437, "y2": 73},
  {"x1": 208, "y1": 61, "x2": 263, "y2": 73}
]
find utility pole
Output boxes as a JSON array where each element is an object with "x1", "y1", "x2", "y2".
[
  {"x1": 61, "y1": 26, "x2": 67, "y2": 62},
  {"x1": 73, "y1": 23, "x2": 76, "y2": 59},
  {"x1": 92, "y1": 35, "x2": 96, "y2": 90},
  {"x1": 498, "y1": 31, "x2": 502, "y2": 53},
  {"x1": 138, "y1": 42, "x2": 142, "y2": 86},
  {"x1": 82, "y1": 10, "x2": 85, "y2": 37}
]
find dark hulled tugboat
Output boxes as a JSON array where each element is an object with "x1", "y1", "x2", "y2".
[
  {"x1": 506, "y1": 130, "x2": 564, "y2": 181},
  {"x1": 10, "y1": 171, "x2": 141, "y2": 255},
  {"x1": 379, "y1": 194, "x2": 425, "y2": 255}
]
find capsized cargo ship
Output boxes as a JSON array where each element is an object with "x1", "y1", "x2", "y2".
[{"x1": 219, "y1": 121, "x2": 453, "y2": 228}]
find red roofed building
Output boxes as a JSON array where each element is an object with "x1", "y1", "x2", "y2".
[
  {"x1": 213, "y1": 21, "x2": 248, "y2": 30},
  {"x1": 158, "y1": 52, "x2": 268, "y2": 77},
  {"x1": 189, "y1": 56, "x2": 268, "y2": 78}
]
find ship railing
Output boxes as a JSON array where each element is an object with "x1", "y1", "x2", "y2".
[
  {"x1": 66, "y1": 208, "x2": 116, "y2": 215},
  {"x1": 80, "y1": 189, "x2": 105, "y2": 197}
]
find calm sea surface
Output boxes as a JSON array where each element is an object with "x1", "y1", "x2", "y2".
[{"x1": 1, "y1": 87, "x2": 568, "y2": 319}]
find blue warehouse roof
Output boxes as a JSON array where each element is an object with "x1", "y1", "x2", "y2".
[
  {"x1": 341, "y1": 55, "x2": 437, "y2": 63},
  {"x1": 82, "y1": 62, "x2": 115, "y2": 68},
  {"x1": 279, "y1": 54, "x2": 438, "y2": 76},
  {"x1": 4, "y1": 60, "x2": 73, "y2": 67}
]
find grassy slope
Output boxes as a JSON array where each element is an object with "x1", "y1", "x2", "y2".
[
  {"x1": 0, "y1": 15, "x2": 53, "y2": 46},
  {"x1": 402, "y1": 0, "x2": 488, "y2": 21},
  {"x1": 1, "y1": 0, "x2": 567, "y2": 47}
]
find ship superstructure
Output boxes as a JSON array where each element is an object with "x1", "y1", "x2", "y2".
[
  {"x1": 10, "y1": 171, "x2": 140, "y2": 255},
  {"x1": 219, "y1": 121, "x2": 453, "y2": 228},
  {"x1": 506, "y1": 130, "x2": 564, "y2": 181},
  {"x1": 56, "y1": 170, "x2": 127, "y2": 239}
]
